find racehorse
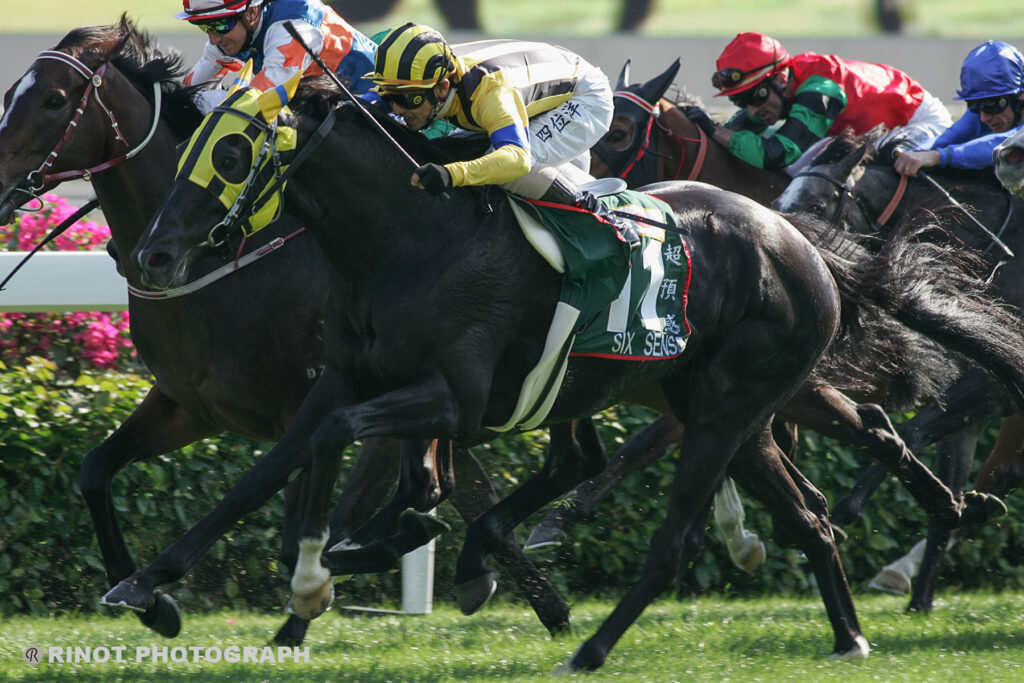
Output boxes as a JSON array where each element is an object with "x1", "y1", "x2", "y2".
[
  {"x1": 126, "y1": 76, "x2": 1024, "y2": 670},
  {"x1": 0, "y1": 16, "x2": 571, "y2": 642},
  {"x1": 526, "y1": 61, "x2": 1010, "y2": 561},
  {"x1": 774, "y1": 129, "x2": 1024, "y2": 611}
]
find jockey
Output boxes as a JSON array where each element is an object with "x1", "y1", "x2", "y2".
[
  {"x1": 685, "y1": 32, "x2": 952, "y2": 173},
  {"x1": 368, "y1": 23, "x2": 636, "y2": 243},
  {"x1": 895, "y1": 41, "x2": 1024, "y2": 177},
  {"x1": 177, "y1": 0, "x2": 377, "y2": 112}
]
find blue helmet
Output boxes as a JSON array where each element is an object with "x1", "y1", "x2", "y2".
[{"x1": 955, "y1": 41, "x2": 1024, "y2": 100}]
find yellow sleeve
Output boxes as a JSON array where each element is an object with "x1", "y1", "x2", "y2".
[{"x1": 444, "y1": 77, "x2": 533, "y2": 187}]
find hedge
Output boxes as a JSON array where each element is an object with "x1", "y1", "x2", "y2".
[{"x1": 1, "y1": 358, "x2": 1022, "y2": 618}]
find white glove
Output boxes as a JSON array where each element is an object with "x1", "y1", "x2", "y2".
[{"x1": 193, "y1": 88, "x2": 230, "y2": 115}]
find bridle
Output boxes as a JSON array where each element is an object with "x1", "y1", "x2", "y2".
[
  {"x1": 607, "y1": 91, "x2": 707, "y2": 187},
  {"x1": 792, "y1": 169, "x2": 882, "y2": 232},
  {"x1": 23, "y1": 50, "x2": 161, "y2": 193}
]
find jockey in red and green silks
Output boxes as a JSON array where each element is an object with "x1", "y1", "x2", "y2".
[{"x1": 683, "y1": 32, "x2": 952, "y2": 172}]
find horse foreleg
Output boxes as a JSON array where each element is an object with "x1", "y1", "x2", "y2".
[
  {"x1": 301, "y1": 372, "x2": 461, "y2": 591},
  {"x1": 455, "y1": 419, "x2": 606, "y2": 616},
  {"x1": 525, "y1": 414, "x2": 683, "y2": 550},
  {"x1": 449, "y1": 445, "x2": 572, "y2": 635},
  {"x1": 99, "y1": 370, "x2": 348, "y2": 616},
  {"x1": 80, "y1": 386, "x2": 217, "y2": 638}
]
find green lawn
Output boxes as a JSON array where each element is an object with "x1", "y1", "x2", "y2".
[
  {"x1": 2, "y1": 592, "x2": 1023, "y2": 681},
  {"x1": 4, "y1": 0, "x2": 1024, "y2": 37}
]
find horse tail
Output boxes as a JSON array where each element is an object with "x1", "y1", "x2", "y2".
[{"x1": 787, "y1": 212, "x2": 1024, "y2": 414}]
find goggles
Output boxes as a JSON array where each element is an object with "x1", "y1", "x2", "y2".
[
  {"x1": 967, "y1": 96, "x2": 1010, "y2": 115},
  {"x1": 379, "y1": 89, "x2": 432, "y2": 110},
  {"x1": 726, "y1": 79, "x2": 772, "y2": 108},
  {"x1": 191, "y1": 15, "x2": 240, "y2": 35}
]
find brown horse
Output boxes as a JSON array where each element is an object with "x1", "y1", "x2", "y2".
[{"x1": 0, "y1": 16, "x2": 569, "y2": 642}]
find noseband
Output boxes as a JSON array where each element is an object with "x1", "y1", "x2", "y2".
[
  {"x1": 24, "y1": 50, "x2": 161, "y2": 192},
  {"x1": 792, "y1": 169, "x2": 880, "y2": 231}
]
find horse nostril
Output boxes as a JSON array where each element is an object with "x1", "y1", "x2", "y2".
[
  {"x1": 144, "y1": 250, "x2": 174, "y2": 272},
  {"x1": 1001, "y1": 146, "x2": 1024, "y2": 165}
]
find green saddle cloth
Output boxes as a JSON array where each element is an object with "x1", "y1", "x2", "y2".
[{"x1": 523, "y1": 189, "x2": 691, "y2": 361}]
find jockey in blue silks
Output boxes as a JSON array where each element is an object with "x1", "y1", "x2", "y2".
[{"x1": 895, "y1": 41, "x2": 1024, "y2": 176}]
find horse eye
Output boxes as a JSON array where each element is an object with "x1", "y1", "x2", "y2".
[
  {"x1": 211, "y1": 134, "x2": 252, "y2": 184},
  {"x1": 44, "y1": 92, "x2": 66, "y2": 110},
  {"x1": 606, "y1": 129, "x2": 629, "y2": 146}
]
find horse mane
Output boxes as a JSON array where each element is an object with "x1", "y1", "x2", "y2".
[
  {"x1": 290, "y1": 78, "x2": 493, "y2": 165},
  {"x1": 54, "y1": 13, "x2": 204, "y2": 140},
  {"x1": 809, "y1": 126, "x2": 889, "y2": 167}
]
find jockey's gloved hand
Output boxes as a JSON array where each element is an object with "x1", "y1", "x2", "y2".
[
  {"x1": 413, "y1": 163, "x2": 452, "y2": 196},
  {"x1": 683, "y1": 106, "x2": 717, "y2": 137}
]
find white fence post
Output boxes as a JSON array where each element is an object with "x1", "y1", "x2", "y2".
[{"x1": 0, "y1": 250, "x2": 434, "y2": 612}]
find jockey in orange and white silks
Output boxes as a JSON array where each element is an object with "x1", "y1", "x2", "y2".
[{"x1": 177, "y1": 0, "x2": 377, "y2": 112}]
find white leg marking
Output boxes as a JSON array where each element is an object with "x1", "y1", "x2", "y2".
[{"x1": 290, "y1": 531, "x2": 330, "y2": 596}]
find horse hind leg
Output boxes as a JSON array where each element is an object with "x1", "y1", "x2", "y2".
[
  {"x1": 729, "y1": 432, "x2": 868, "y2": 659},
  {"x1": 455, "y1": 419, "x2": 606, "y2": 617},
  {"x1": 525, "y1": 414, "x2": 682, "y2": 550},
  {"x1": 448, "y1": 445, "x2": 572, "y2": 635}
]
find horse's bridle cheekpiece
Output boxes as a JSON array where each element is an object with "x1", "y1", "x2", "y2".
[{"x1": 175, "y1": 62, "x2": 300, "y2": 248}]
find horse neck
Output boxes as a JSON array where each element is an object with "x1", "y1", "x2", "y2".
[
  {"x1": 661, "y1": 102, "x2": 788, "y2": 205},
  {"x1": 76, "y1": 67, "x2": 181, "y2": 284},
  {"x1": 291, "y1": 124, "x2": 483, "y2": 285}
]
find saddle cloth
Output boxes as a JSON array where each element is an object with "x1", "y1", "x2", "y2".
[{"x1": 488, "y1": 190, "x2": 691, "y2": 433}]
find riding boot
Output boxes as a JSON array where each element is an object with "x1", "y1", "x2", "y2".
[{"x1": 540, "y1": 176, "x2": 640, "y2": 248}]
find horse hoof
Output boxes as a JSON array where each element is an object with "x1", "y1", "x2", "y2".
[
  {"x1": 523, "y1": 524, "x2": 567, "y2": 551},
  {"x1": 285, "y1": 582, "x2": 334, "y2": 621},
  {"x1": 136, "y1": 591, "x2": 181, "y2": 638},
  {"x1": 100, "y1": 580, "x2": 154, "y2": 613},
  {"x1": 455, "y1": 572, "x2": 497, "y2": 615},
  {"x1": 272, "y1": 615, "x2": 310, "y2": 647},
  {"x1": 828, "y1": 635, "x2": 870, "y2": 661},
  {"x1": 959, "y1": 491, "x2": 1007, "y2": 527},
  {"x1": 398, "y1": 508, "x2": 451, "y2": 541}
]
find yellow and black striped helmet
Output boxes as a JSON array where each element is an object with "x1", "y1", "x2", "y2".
[{"x1": 368, "y1": 23, "x2": 455, "y2": 90}]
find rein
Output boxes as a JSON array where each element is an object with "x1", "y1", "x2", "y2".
[
  {"x1": 794, "y1": 169, "x2": 887, "y2": 231},
  {"x1": 25, "y1": 50, "x2": 162, "y2": 192},
  {"x1": 0, "y1": 198, "x2": 100, "y2": 292}
]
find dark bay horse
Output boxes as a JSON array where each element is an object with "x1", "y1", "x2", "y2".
[
  {"x1": 128, "y1": 78, "x2": 1024, "y2": 669},
  {"x1": 0, "y1": 16, "x2": 569, "y2": 641},
  {"x1": 527, "y1": 60, "x2": 1012, "y2": 560},
  {"x1": 773, "y1": 129, "x2": 1024, "y2": 611}
]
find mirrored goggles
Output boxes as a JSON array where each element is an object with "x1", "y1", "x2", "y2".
[
  {"x1": 192, "y1": 15, "x2": 240, "y2": 35},
  {"x1": 727, "y1": 80, "x2": 772, "y2": 108},
  {"x1": 379, "y1": 89, "x2": 432, "y2": 110},
  {"x1": 967, "y1": 96, "x2": 1010, "y2": 115}
]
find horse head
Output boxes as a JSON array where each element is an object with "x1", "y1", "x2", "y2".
[
  {"x1": 995, "y1": 126, "x2": 1024, "y2": 196},
  {"x1": 133, "y1": 74, "x2": 306, "y2": 289},
  {"x1": 773, "y1": 129, "x2": 888, "y2": 233},
  {"x1": 591, "y1": 58, "x2": 681, "y2": 182}
]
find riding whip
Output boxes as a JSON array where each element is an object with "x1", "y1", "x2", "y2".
[
  {"x1": 280, "y1": 21, "x2": 450, "y2": 200},
  {"x1": 918, "y1": 170, "x2": 1014, "y2": 259},
  {"x1": 0, "y1": 198, "x2": 101, "y2": 292}
]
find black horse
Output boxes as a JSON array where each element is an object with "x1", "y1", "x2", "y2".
[
  {"x1": 526, "y1": 60, "x2": 1010, "y2": 558},
  {"x1": 773, "y1": 129, "x2": 1024, "y2": 611},
  {"x1": 0, "y1": 16, "x2": 570, "y2": 642},
  {"x1": 126, "y1": 76, "x2": 1024, "y2": 669}
]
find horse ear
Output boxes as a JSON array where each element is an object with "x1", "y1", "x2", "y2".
[
  {"x1": 616, "y1": 59, "x2": 632, "y2": 91},
  {"x1": 638, "y1": 58, "x2": 682, "y2": 105},
  {"x1": 227, "y1": 60, "x2": 255, "y2": 95},
  {"x1": 257, "y1": 71, "x2": 301, "y2": 122}
]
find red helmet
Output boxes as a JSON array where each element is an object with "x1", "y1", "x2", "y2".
[
  {"x1": 712, "y1": 33, "x2": 791, "y2": 97},
  {"x1": 174, "y1": 0, "x2": 261, "y2": 21}
]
